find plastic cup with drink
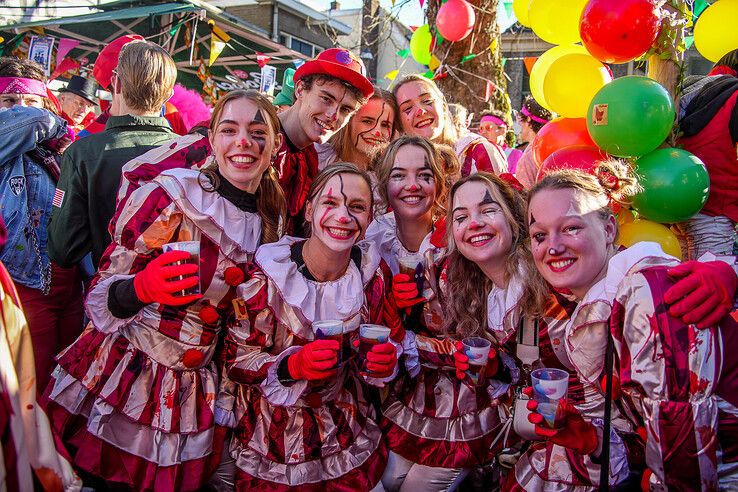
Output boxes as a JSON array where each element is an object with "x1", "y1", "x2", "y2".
[
  {"x1": 162, "y1": 241, "x2": 201, "y2": 296},
  {"x1": 359, "y1": 324, "x2": 391, "y2": 374},
  {"x1": 461, "y1": 337, "x2": 491, "y2": 386},
  {"x1": 398, "y1": 252, "x2": 425, "y2": 295},
  {"x1": 530, "y1": 368, "x2": 569, "y2": 429},
  {"x1": 313, "y1": 319, "x2": 346, "y2": 367}
]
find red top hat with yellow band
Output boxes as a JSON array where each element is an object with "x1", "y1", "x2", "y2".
[{"x1": 294, "y1": 48, "x2": 374, "y2": 98}]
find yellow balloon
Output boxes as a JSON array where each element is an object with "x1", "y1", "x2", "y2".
[
  {"x1": 410, "y1": 25, "x2": 433, "y2": 66},
  {"x1": 542, "y1": 53, "x2": 612, "y2": 118},
  {"x1": 618, "y1": 219, "x2": 682, "y2": 259},
  {"x1": 529, "y1": 44, "x2": 588, "y2": 110},
  {"x1": 513, "y1": 0, "x2": 531, "y2": 27},
  {"x1": 694, "y1": 0, "x2": 738, "y2": 62},
  {"x1": 529, "y1": 0, "x2": 588, "y2": 45}
]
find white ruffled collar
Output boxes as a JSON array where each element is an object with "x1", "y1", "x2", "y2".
[
  {"x1": 154, "y1": 168, "x2": 261, "y2": 262},
  {"x1": 255, "y1": 235, "x2": 382, "y2": 323},
  {"x1": 487, "y1": 271, "x2": 524, "y2": 335},
  {"x1": 364, "y1": 212, "x2": 442, "y2": 275}
]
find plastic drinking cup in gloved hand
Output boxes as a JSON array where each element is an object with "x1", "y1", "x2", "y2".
[
  {"x1": 462, "y1": 337, "x2": 491, "y2": 386},
  {"x1": 531, "y1": 368, "x2": 569, "y2": 429},
  {"x1": 398, "y1": 253, "x2": 425, "y2": 295},
  {"x1": 313, "y1": 319, "x2": 346, "y2": 366},
  {"x1": 359, "y1": 324, "x2": 391, "y2": 373},
  {"x1": 162, "y1": 241, "x2": 201, "y2": 296}
]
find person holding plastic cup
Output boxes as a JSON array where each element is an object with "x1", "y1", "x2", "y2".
[
  {"x1": 42, "y1": 90, "x2": 287, "y2": 491},
  {"x1": 520, "y1": 162, "x2": 738, "y2": 491},
  {"x1": 222, "y1": 163, "x2": 403, "y2": 490}
]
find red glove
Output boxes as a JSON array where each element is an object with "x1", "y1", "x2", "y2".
[
  {"x1": 430, "y1": 216, "x2": 447, "y2": 248},
  {"x1": 453, "y1": 341, "x2": 499, "y2": 380},
  {"x1": 392, "y1": 273, "x2": 424, "y2": 310},
  {"x1": 133, "y1": 250, "x2": 201, "y2": 306},
  {"x1": 382, "y1": 295, "x2": 406, "y2": 343},
  {"x1": 364, "y1": 342, "x2": 397, "y2": 378},
  {"x1": 665, "y1": 260, "x2": 738, "y2": 328},
  {"x1": 525, "y1": 391, "x2": 598, "y2": 456},
  {"x1": 287, "y1": 339, "x2": 339, "y2": 381}
]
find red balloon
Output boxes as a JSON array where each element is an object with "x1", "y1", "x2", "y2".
[
  {"x1": 580, "y1": 0, "x2": 661, "y2": 64},
  {"x1": 436, "y1": 0, "x2": 476, "y2": 42},
  {"x1": 536, "y1": 145, "x2": 610, "y2": 181},
  {"x1": 531, "y1": 117, "x2": 598, "y2": 166}
]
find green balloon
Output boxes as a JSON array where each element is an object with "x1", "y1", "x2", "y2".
[
  {"x1": 587, "y1": 76, "x2": 675, "y2": 157},
  {"x1": 410, "y1": 25, "x2": 432, "y2": 66},
  {"x1": 631, "y1": 148, "x2": 710, "y2": 223}
]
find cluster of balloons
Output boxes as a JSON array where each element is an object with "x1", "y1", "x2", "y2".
[{"x1": 409, "y1": 0, "x2": 476, "y2": 67}]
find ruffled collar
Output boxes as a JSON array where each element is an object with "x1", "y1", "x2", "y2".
[
  {"x1": 212, "y1": 168, "x2": 257, "y2": 212},
  {"x1": 364, "y1": 211, "x2": 443, "y2": 275},
  {"x1": 255, "y1": 235, "x2": 382, "y2": 323},
  {"x1": 487, "y1": 271, "x2": 524, "y2": 335},
  {"x1": 154, "y1": 168, "x2": 261, "y2": 260}
]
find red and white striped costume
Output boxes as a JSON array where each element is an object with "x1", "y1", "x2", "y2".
[
  {"x1": 221, "y1": 236, "x2": 391, "y2": 491},
  {"x1": 382, "y1": 257, "x2": 511, "y2": 470},
  {"x1": 508, "y1": 243, "x2": 737, "y2": 491},
  {"x1": 43, "y1": 168, "x2": 262, "y2": 491}
]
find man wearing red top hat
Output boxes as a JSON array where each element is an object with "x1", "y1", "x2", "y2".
[{"x1": 275, "y1": 48, "x2": 374, "y2": 235}]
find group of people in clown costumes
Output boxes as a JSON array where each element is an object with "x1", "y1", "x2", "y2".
[{"x1": 2, "y1": 35, "x2": 738, "y2": 492}]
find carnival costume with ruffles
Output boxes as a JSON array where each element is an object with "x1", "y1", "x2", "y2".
[
  {"x1": 221, "y1": 236, "x2": 395, "y2": 491},
  {"x1": 44, "y1": 168, "x2": 261, "y2": 491},
  {"x1": 507, "y1": 243, "x2": 738, "y2": 491}
]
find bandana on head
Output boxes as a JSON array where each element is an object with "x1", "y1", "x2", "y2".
[
  {"x1": 480, "y1": 115, "x2": 507, "y2": 128},
  {"x1": 521, "y1": 106, "x2": 549, "y2": 125},
  {"x1": 0, "y1": 77, "x2": 48, "y2": 97}
]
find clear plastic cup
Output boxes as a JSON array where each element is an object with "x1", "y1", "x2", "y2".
[
  {"x1": 313, "y1": 319, "x2": 346, "y2": 365},
  {"x1": 398, "y1": 253, "x2": 425, "y2": 294},
  {"x1": 359, "y1": 324, "x2": 391, "y2": 373},
  {"x1": 530, "y1": 368, "x2": 569, "y2": 429},
  {"x1": 462, "y1": 337, "x2": 491, "y2": 386},
  {"x1": 162, "y1": 241, "x2": 200, "y2": 296}
]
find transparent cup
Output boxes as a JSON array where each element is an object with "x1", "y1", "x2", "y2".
[
  {"x1": 398, "y1": 253, "x2": 425, "y2": 294},
  {"x1": 530, "y1": 368, "x2": 569, "y2": 429},
  {"x1": 462, "y1": 337, "x2": 491, "y2": 386},
  {"x1": 313, "y1": 319, "x2": 346, "y2": 366},
  {"x1": 162, "y1": 241, "x2": 201, "y2": 296},
  {"x1": 359, "y1": 324, "x2": 391, "y2": 373}
]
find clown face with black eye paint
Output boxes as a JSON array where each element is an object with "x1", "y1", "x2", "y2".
[
  {"x1": 209, "y1": 97, "x2": 282, "y2": 193},
  {"x1": 304, "y1": 171, "x2": 372, "y2": 255}
]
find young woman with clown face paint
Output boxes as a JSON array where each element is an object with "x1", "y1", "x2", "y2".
[
  {"x1": 43, "y1": 90, "x2": 286, "y2": 491},
  {"x1": 503, "y1": 163, "x2": 738, "y2": 491},
  {"x1": 222, "y1": 163, "x2": 407, "y2": 491},
  {"x1": 393, "y1": 75, "x2": 508, "y2": 178}
]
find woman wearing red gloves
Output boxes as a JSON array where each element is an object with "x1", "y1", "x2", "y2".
[
  {"x1": 516, "y1": 163, "x2": 738, "y2": 491},
  {"x1": 42, "y1": 90, "x2": 286, "y2": 491},
  {"x1": 221, "y1": 163, "x2": 400, "y2": 491},
  {"x1": 382, "y1": 173, "x2": 532, "y2": 491}
]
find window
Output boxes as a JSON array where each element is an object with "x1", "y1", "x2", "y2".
[{"x1": 291, "y1": 38, "x2": 313, "y2": 57}]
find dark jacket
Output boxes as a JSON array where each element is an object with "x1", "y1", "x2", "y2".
[{"x1": 48, "y1": 114, "x2": 175, "y2": 269}]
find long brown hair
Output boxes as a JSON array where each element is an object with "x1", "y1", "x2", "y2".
[
  {"x1": 444, "y1": 172, "x2": 549, "y2": 338},
  {"x1": 201, "y1": 89, "x2": 286, "y2": 244},
  {"x1": 373, "y1": 135, "x2": 449, "y2": 221},
  {"x1": 327, "y1": 87, "x2": 400, "y2": 165},
  {"x1": 393, "y1": 74, "x2": 457, "y2": 146}
]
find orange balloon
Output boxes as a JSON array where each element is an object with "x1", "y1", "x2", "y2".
[{"x1": 531, "y1": 117, "x2": 598, "y2": 166}]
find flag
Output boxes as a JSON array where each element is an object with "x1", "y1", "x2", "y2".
[
  {"x1": 523, "y1": 57, "x2": 537, "y2": 75},
  {"x1": 256, "y1": 53, "x2": 271, "y2": 69},
  {"x1": 684, "y1": 35, "x2": 695, "y2": 50},
  {"x1": 50, "y1": 57, "x2": 80, "y2": 81},
  {"x1": 209, "y1": 34, "x2": 226, "y2": 66},
  {"x1": 208, "y1": 21, "x2": 231, "y2": 43},
  {"x1": 52, "y1": 188, "x2": 65, "y2": 208},
  {"x1": 56, "y1": 38, "x2": 79, "y2": 64},
  {"x1": 485, "y1": 80, "x2": 496, "y2": 102},
  {"x1": 385, "y1": 69, "x2": 399, "y2": 81},
  {"x1": 396, "y1": 49, "x2": 410, "y2": 59},
  {"x1": 293, "y1": 59, "x2": 305, "y2": 68}
]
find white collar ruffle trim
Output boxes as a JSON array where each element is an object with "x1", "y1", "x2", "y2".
[
  {"x1": 487, "y1": 271, "x2": 524, "y2": 335},
  {"x1": 364, "y1": 211, "x2": 442, "y2": 275},
  {"x1": 255, "y1": 235, "x2": 382, "y2": 323},
  {"x1": 154, "y1": 168, "x2": 261, "y2": 262}
]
